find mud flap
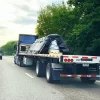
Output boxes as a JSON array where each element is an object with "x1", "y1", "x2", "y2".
[{"x1": 51, "y1": 63, "x2": 63, "y2": 80}]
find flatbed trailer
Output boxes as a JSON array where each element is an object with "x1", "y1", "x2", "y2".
[{"x1": 14, "y1": 34, "x2": 100, "y2": 83}]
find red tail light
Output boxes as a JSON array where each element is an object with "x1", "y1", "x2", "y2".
[
  {"x1": 64, "y1": 59, "x2": 73, "y2": 62},
  {"x1": 64, "y1": 59, "x2": 68, "y2": 62},
  {"x1": 71, "y1": 59, "x2": 73, "y2": 62},
  {"x1": 68, "y1": 59, "x2": 71, "y2": 62}
]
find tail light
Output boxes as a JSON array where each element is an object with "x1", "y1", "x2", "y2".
[
  {"x1": 64, "y1": 59, "x2": 73, "y2": 63},
  {"x1": 64, "y1": 59, "x2": 68, "y2": 62},
  {"x1": 68, "y1": 59, "x2": 70, "y2": 62},
  {"x1": 71, "y1": 59, "x2": 73, "y2": 62}
]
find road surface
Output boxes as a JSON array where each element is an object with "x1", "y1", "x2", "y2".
[{"x1": 0, "y1": 56, "x2": 100, "y2": 100}]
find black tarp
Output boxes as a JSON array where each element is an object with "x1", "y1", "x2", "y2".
[{"x1": 28, "y1": 34, "x2": 70, "y2": 54}]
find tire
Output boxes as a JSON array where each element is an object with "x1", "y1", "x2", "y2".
[
  {"x1": 46, "y1": 63, "x2": 54, "y2": 83},
  {"x1": 18, "y1": 56, "x2": 24, "y2": 67},
  {"x1": 81, "y1": 77, "x2": 96, "y2": 84},
  {"x1": 14, "y1": 58, "x2": 16, "y2": 64},
  {"x1": 14, "y1": 57, "x2": 16, "y2": 64},
  {"x1": 36, "y1": 61, "x2": 43, "y2": 77},
  {"x1": 18, "y1": 58, "x2": 24, "y2": 67}
]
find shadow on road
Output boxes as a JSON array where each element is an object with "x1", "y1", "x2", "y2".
[
  {"x1": 23, "y1": 65, "x2": 36, "y2": 70},
  {"x1": 23, "y1": 66, "x2": 100, "y2": 89},
  {"x1": 59, "y1": 78, "x2": 100, "y2": 88}
]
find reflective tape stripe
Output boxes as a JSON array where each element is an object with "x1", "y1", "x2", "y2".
[
  {"x1": 72, "y1": 56, "x2": 78, "y2": 58},
  {"x1": 82, "y1": 56, "x2": 88, "y2": 59},
  {"x1": 67, "y1": 75, "x2": 72, "y2": 77},
  {"x1": 92, "y1": 56, "x2": 97, "y2": 59},
  {"x1": 91, "y1": 74, "x2": 96, "y2": 78},
  {"x1": 96, "y1": 75, "x2": 100, "y2": 77},
  {"x1": 63, "y1": 56, "x2": 69, "y2": 59},
  {"x1": 77, "y1": 75, "x2": 81, "y2": 77},
  {"x1": 60, "y1": 74, "x2": 100, "y2": 78},
  {"x1": 72, "y1": 74, "x2": 77, "y2": 77},
  {"x1": 81, "y1": 74, "x2": 87, "y2": 77},
  {"x1": 60, "y1": 74, "x2": 68, "y2": 77}
]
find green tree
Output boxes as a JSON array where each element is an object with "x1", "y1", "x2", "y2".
[
  {"x1": 36, "y1": 0, "x2": 100, "y2": 56},
  {"x1": 0, "y1": 41, "x2": 17, "y2": 55},
  {"x1": 67, "y1": 0, "x2": 100, "y2": 55},
  {"x1": 36, "y1": 2, "x2": 78, "y2": 40}
]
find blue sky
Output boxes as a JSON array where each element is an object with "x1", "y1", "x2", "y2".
[{"x1": 0, "y1": 0, "x2": 67, "y2": 46}]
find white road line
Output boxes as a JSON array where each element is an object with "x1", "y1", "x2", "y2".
[
  {"x1": 25, "y1": 73, "x2": 34, "y2": 78},
  {"x1": 12, "y1": 64, "x2": 15, "y2": 67}
]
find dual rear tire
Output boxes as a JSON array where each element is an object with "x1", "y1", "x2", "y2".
[
  {"x1": 36, "y1": 61, "x2": 46, "y2": 77},
  {"x1": 46, "y1": 63, "x2": 53, "y2": 83},
  {"x1": 36, "y1": 61, "x2": 59, "y2": 83},
  {"x1": 36, "y1": 61, "x2": 44, "y2": 77}
]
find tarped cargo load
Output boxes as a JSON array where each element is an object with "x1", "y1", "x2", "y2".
[
  {"x1": 49, "y1": 40, "x2": 62, "y2": 54},
  {"x1": 28, "y1": 34, "x2": 70, "y2": 54}
]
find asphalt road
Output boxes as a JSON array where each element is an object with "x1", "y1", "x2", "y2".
[{"x1": 0, "y1": 56, "x2": 100, "y2": 100}]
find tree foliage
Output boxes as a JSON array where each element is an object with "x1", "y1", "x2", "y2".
[
  {"x1": 0, "y1": 41, "x2": 17, "y2": 55},
  {"x1": 67, "y1": 0, "x2": 100, "y2": 55},
  {"x1": 36, "y1": 2, "x2": 78, "y2": 39}
]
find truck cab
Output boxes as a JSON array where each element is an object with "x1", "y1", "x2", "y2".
[{"x1": 14, "y1": 34, "x2": 38, "y2": 66}]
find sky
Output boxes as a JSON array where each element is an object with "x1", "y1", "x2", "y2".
[{"x1": 0, "y1": 0, "x2": 67, "y2": 46}]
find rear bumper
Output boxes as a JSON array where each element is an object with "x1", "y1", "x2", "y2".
[{"x1": 60, "y1": 74, "x2": 100, "y2": 80}]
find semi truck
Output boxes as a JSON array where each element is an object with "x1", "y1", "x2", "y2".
[{"x1": 14, "y1": 34, "x2": 100, "y2": 83}]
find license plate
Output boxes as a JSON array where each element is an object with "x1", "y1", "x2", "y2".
[{"x1": 82, "y1": 63, "x2": 89, "y2": 67}]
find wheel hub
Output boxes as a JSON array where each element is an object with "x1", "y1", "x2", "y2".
[
  {"x1": 46, "y1": 67, "x2": 50, "y2": 80},
  {"x1": 36, "y1": 63, "x2": 39, "y2": 74}
]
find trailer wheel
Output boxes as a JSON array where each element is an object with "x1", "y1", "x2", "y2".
[
  {"x1": 46, "y1": 63, "x2": 54, "y2": 83},
  {"x1": 18, "y1": 58, "x2": 24, "y2": 67},
  {"x1": 81, "y1": 77, "x2": 96, "y2": 84},
  {"x1": 17, "y1": 56, "x2": 24, "y2": 67},
  {"x1": 36, "y1": 61, "x2": 43, "y2": 77}
]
